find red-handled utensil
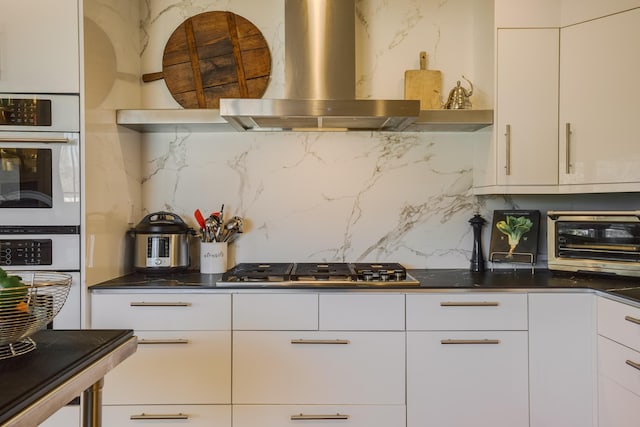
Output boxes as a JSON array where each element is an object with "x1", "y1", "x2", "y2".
[{"x1": 194, "y1": 209, "x2": 206, "y2": 230}]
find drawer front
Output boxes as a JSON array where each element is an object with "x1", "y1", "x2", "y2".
[
  {"x1": 102, "y1": 404, "x2": 231, "y2": 427},
  {"x1": 233, "y1": 331, "x2": 405, "y2": 404},
  {"x1": 233, "y1": 404, "x2": 405, "y2": 427},
  {"x1": 319, "y1": 293, "x2": 405, "y2": 330},
  {"x1": 91, "y1": 293, "x2": 231, "y2": 330},
  {"x1": 233, "y1": 293, "x2": 318, "y2": 330},
  {"x1": 598, "y1": 297, "x2": 640, "y2": 352},
  {"x1": 598, "y1": 375, "x2": 640, "y2": 427},
  {"x1": 102, "y1": 331, "x2": 231, "y2": 405},
  {"x1": 598, "y1": 335, "x2": 640, "y2": 397},
  {"x1": 406, "y1": 293, "x2": 528, "y2": 330}
]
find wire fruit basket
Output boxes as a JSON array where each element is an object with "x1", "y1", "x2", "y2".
[{"x1": 0, "y1": 271, "x2": 72, "y2": 360}]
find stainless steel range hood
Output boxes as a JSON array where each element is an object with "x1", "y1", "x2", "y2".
[{"x1": 220, "y1": 0, "x2": 420, "y2": 132}]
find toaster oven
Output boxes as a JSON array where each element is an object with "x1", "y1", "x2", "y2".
[{"x1": 547, "y1": 211, "x2": 640, "y2": 277}]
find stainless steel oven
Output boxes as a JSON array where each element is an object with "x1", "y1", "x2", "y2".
[
  {"x1": 547, "y1": 210, "x2": 640, "y2": 277},
  {"x1": 1, "y1": 93, "x2": 81, "y2": 329},
  {"x1": 0, "y1": 226, "x2": 81, "y2": 329},
  {"x1": 0, "y1": 93, "x2": 80, "y2": 226}
]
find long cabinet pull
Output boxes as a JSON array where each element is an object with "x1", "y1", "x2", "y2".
[
  {"x1": 138, "y1": 339, "x2": 190, "y2": 345},
  {"x1": 290, "y1": 339, "x2": 350, "y2": 345},
  {"x1": 130, "y1": 413, "x2": 189, "y2": 420},
  {"x1": 505, "y1": 124, "x2": 511, "y2": 175},
  {"x1": 565, "y1": 122, "x2": 572, "y2": 174},
  {"x1": 0, "y1": 137, "x2": 71, "y2": 144},
  {"x1": 130, "y1": 302, "x2": 192, "y2": 307},
  {"x1": 441, "y1": 339, "x2": 501, "y2": 345},
  {"x1": 625, "y1": 315, "x2": 640, "y2": 326},
  {"x1": 290, "y1": 413, "x2": 350, "y2": 420},
  {"x1": 626, "y1": 360, "x2": 640, "y2": 371},
  {"x1": 440, "y1": 301, "x2": 500, "y2": 307}
]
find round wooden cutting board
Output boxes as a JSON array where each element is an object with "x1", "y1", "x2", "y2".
[{"x1": 142, "y1": 11, "x2": 272, "y2": 109}]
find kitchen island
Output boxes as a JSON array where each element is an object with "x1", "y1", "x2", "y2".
[{"x1": 0, "y1": 329, "x2": 137, "y2": 427}]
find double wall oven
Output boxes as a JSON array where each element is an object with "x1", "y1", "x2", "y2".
[{"x1": 0, "y1": 93, "x2": 81, "y2": 329}]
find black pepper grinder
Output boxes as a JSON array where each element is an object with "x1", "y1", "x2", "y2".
[{"x1": 469, "y1": 214, "x2": 486, "y2": 272}]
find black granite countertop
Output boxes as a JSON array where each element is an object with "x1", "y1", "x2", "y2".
[
  {"x1": 0, "y1": 329, "x2": 134, "y2": 425},
  {"x1": 89, "y1": 269, "x2": 640, "y2": 304}
]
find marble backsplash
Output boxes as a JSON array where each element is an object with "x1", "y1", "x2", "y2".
[{"x1": 86, "y1": 0, "x2": 638, "y2": 275}]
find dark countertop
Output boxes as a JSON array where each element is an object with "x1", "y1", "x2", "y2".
[
  {"x1": 0, "y1": 329, "x2": 135, "y2": 426},
  {"x1": 89, "y1": 269, "x2": 640, "y2": 304}
]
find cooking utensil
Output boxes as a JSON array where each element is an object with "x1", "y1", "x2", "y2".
[
  {"x1": 404, "y1": 51, "x2": 442, "y2": 110},
  {"x1": 194, "y1": 209, "x2": 206, "y2": 229},
  {"x1": 222, "y1": 216, "x2": 244, "y2": 243},
  {"x1": 142, "y1": 11, "x2": 272, "y2": 109}
]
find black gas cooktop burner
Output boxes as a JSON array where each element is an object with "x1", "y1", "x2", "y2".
[{"x1": 218, "y1": 262, "x2": 419, "y2": 286}]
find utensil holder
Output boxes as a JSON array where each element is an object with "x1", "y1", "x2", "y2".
[{"x1": 200, "y1": 242, "x2": 227, "y2": 274}]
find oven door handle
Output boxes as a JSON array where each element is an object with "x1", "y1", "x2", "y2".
[{"x1": 0, "y1": 137, "x2": 71, "y2": 144}]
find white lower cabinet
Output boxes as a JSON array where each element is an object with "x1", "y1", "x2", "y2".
[
  {"x1": 232, "y1": 404, "x2": 405, "y2": 427},
  {"x1": 232, "y1": 293, "x2": 406, "y2": 426},
  {"x1": 406, "y1": 293, "x2": 529, "y2": 427},
  {"x1": 102, "y1": 404, "x2": 231, "y2": 427},
  {"x1": 598, "y1": 297, "x2": 640, "y2": 427},
  {"x1": 90, "y1": 292, "x2": 232, "y2": 427},
  {"x1": 407, "y1": 330, "x2": 529, "y2": 427},
  {"x1": 233, "y1": 331, "x2": 405, "y2": 404},
  {"x1": 528, "y1": 293, "x2": 596, "y2": 427}
]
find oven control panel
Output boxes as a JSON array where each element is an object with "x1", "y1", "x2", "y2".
[
  {"x1": 0, "y1": 98, "x2": 52, "y2": 126},
  {"x1": 0, "y1": 239, "x2": 53, "y2": 266}
]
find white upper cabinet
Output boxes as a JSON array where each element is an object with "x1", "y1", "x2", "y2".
[
  {"x1": 495, "y1": 0, "x2": 560, "y2": 27},
  {"x1": 495, "y1": 28, "x2": 559, "y2": 188},
  {"x1": 559, "y1": 8, "x2": 640, "y2": 188},
  {"x1": 0, "y1": 0, "x2": 80, "y2": 93},
  {"x1": 561, "y1": 0, "x2": 640, "y2": 26}
]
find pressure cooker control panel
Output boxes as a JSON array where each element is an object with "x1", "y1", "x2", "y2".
[
  {"x1": 0, "y1": 98, "x2": 52, "y2": 126},
  {"x1": 0, "y1": 239, "x2": 53, "y2": 266}
]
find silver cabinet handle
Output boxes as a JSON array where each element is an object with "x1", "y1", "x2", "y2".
[
  {"x1": 625, "y1": 315, "x2": 640, "y2": 326},
  {"x1": 291, "y1": 413, "x2": 350, "y2": 420},
  {"x1": 0, "y1": 137, "x2": 71, "y2": 144},
  {"x1": 291, "y1": 339, "x2": 350, "y2": 345},
  {"x1": 138, "y1": 339, "x2": 190, "y2": 345},
  {"x1": 441, "y1": 339, "x2": 501, "y2": 345},
  {"x1": 130, "y1": 302, "x2": 192, "y2": 307},
  {"x1": 130, "y1": 413, "x2": 189, "y2": 420},
  {"x1": 440, "y1": 301, "x2": 500, "y2": 307},
  {"x1": 505, "y1": 124, "x2": 511, "y2": 175},
  {"x1": 626, "y1": 360, "x2": 640, "y2": 371},
  {"x1": 565, "y1": 122, "x2": 572, "y2": 174}
]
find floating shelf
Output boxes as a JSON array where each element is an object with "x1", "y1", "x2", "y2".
[
  {"x1": 405, "y1": 109, "x2": 494, "y2": 132},
  {"x1": 116, "y1": 108, "x2": 493, "y2": 133}
]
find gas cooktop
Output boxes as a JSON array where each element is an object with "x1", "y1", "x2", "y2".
[{"x1": 216, "y1": 262, "x2": 419, "y2": 287}]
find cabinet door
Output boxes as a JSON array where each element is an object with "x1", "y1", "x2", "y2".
[
  {"x1": 407, "y1": 331, "x2": 529, "y2": 427},
  {"x1": 496, "y1": 28, "x2": 559, "y2": 187},
  {"x1": 233, "y1": 331, "x2": 405, "y2": 404},
  {"x1": 598, "y1": 375, "x2": 640, "y2": 427},
  {"x1": 101, "y1": 331, "x2": 231, "y2": 405},
  {"x1": 0, "y1": 0, "x2": 80, "y2": 93},
  {"x1": 559, "y1": 9, "x2": 640, "y2": 186},
  {"x1": 529, "y1": 293, "x2": 596, "y2": 427}
]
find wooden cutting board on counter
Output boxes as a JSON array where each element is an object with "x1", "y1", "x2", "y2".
[
  {"x1": 404, "y1": 52, "x2": 442, "y2": 110},
  {"x1": 142, "y1": 11, "x2": 271, "y2": 109}
]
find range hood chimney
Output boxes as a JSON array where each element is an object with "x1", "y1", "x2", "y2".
[{"x1": 220, "y1": 0, "x2": 420, "y2": 131}]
